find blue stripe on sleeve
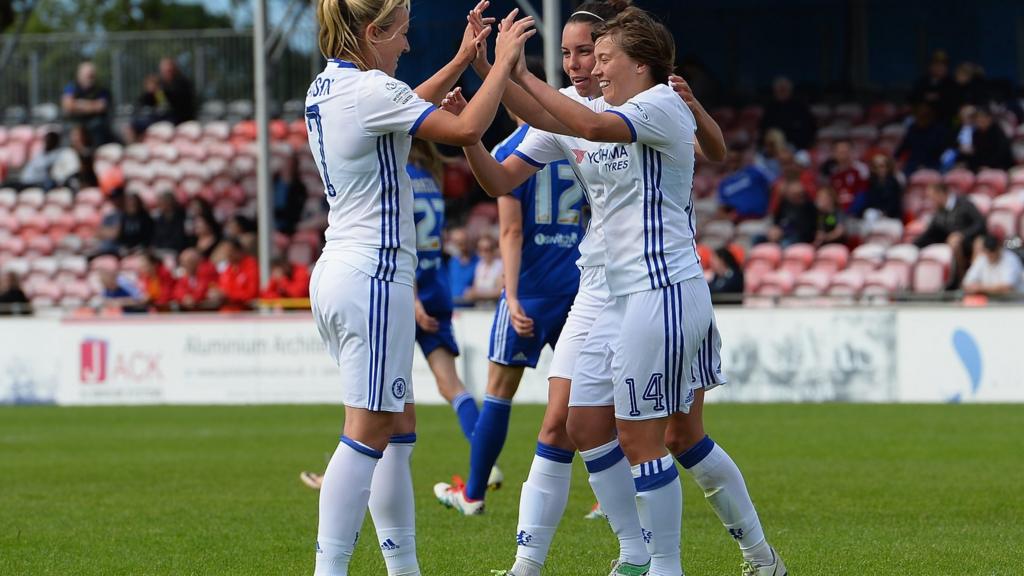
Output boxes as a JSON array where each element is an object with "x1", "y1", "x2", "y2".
[
  {"x1": 409, "y1": 105, "x2": 437, "y2": 136},
  {"x1": 511, "y1": 150, "x2": 545, "y2": 168},
  {"x1": 607, "y1": 110, "x2": 637, "y2": 143}
]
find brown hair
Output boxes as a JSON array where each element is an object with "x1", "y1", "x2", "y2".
[
  {"x1": 408, "y1": 138, "x2": 447, "y2": 194},
  {"x1": 316, "y1": 0, "x2": 410, "y2": 70},
  {"x1": 594, "y1": 7, "x2": 676, "y2": 84}
]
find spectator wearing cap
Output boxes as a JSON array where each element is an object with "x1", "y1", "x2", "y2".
[
  {"x1": 914, "y1": 183, "x2": 986, "y2": 287},
  {"x1": 961, "y1": 107, "x2": 1013, "y2": 172},
  {"x1": 760, "y1": 76, "x2": 816, "y2": 151},
  {"x1": 856, "y1": 154, "x2": 904, "y2": 220},
  {"x1": 62, "y1": 61, "x2": 115, "y2": 146},
  {"x1": 718, "y1": 148, "x2": 775, "y2": 220},
  {"x1": 767, "y1": 180, "x2": 818, "y2": 247},
  {"x1": 0, "y1": 271, "x2": 31, "y2": 315},
  {"x1": 172, "y1": 248, "x2": 218, "y2": 311},
  {"x1": 962, "y1": 235, "x2": 1023, "y2": 296}
]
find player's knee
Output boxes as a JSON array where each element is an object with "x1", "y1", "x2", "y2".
[
  {"x1": 486, "y1": 365, "x2": 522, "y2": 399},
  {"x1": 665, "y1": 430, "x2": 703, "y2": 456},
  {"x1": 537, "y1": 411, "x2": 572, "y2": 450},
  {"x1": 434, "y1": 375, "x2": 463, "y2": 403}
]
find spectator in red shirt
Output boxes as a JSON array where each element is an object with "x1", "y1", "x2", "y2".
[
  {"x1": 210, "y1": 239, "x2": 259, "y2": 311},
  {"x1": 136, "y1": 252, "x2": 175, "y2": 308},
  {"x1": 826, "y1": 140, "x2": 869, "y2": 214},
  {"x1": 172, "y1": 248, "x2": 217, "y2": 310},
  {"x1": 260, "y1": 258, "x2": 311, "y2": 299}
]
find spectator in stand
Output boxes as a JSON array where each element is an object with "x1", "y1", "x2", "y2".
[
  {"x1": 261, "y1": 258, "x2": 311, "y2": 299},
  {"x1": 184, "y1": 197, "x2": 216, "y2": 243},
  {"x1": 707, "y1": 248, "x2": 744, "y2": 296},
  {"x1": 158, "y1": 58, "x2": 197, "y2": 125},
  {"x1": 910, "y1": 50, "x2": 956, "y2": 126},
  {"x1": 0, "y1": 271, "x2": 31, "y2": 315},
  {"x1": 813, "y1": 187, "x2": 846, "y2": 247},
  {"x1": 825, "y1": 140, "x2": 869, "y2": 214},
  {"x1": 98, "y1": 268, "x2": 144, "y2": 311},
  {"x1": 273, "y1": 155, "x2": 308, "y2": 235},
  {"x1": 222, "y1": 215, "x2": 258, "y2": 257},
  {"x1": 118, "y1": 193, "x2": 154, "y2": 251},
  {"x1": 61, "y1": 61, "x2": 115, "y2": 146},
  {"x1": 191, "y1": 213, "x2": 222, "y2": 259},
  {"x1": 914, "y1": 183, "x2": 986, "y2": 287},
  {"x1": 718, "y1": 148, "x2": 774, "y2": 219},
  {"x1": 760, "y1": 76, "x2": 816, "y2": 150},
  {"x1": 767, "y1": 180, "x2": 818, "y2": 246},
  {"x1": 171, "y1": 248, "x2": 218, "y2": 311},
  {"x1": 896, "y1": 102, "x2": 951, "y2": 175},
  {"x1": 950, "y1": 62, "x2": 986, "y2": 112},
  {"x1": 16, "y1": 131, "x2": 62, "y2": 190},
  {"x1": 66, "y1": 125, "x2": 98, "y2": 189},
  {"x1": 962, "y1": 235, "x2": 1024, "y2": 296},
  {"x1": 446, "y1": 227, "x2": 478, "y2": 305},
  {"x1": 151, "y1": 192, "x2": 188, "y2": 254},
  {"x1": 962, "y1": 107, "x2": 1014, "y2": 172},
  {"x1": 464, "y1": 234, "x2": 503, "y2": 303},
  {"x1": 94, "y1": 188, "x2": 126, "y2": 256},
  {"x1": 754, "y1": 128, "x2": 788, "y2": 180},
  {"x1": 209, "y1": 239, "x2": 259, "y2": 311},
  {"x1": 857, "y1": 154, "x2": 904, "y2": 220},
  {"x1": 136, "y1": 252, "x2": 175, "y2": 308}
]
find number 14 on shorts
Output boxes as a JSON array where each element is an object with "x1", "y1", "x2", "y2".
[{"x1": 625, "y1": 373, "x2": 665, "y2": 417}]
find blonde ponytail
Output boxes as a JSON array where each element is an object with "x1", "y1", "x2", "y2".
[{"x1": 316, "y1": 0, "x2": 410, "y2": 70}]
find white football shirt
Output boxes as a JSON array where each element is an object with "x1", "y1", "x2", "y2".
[
  {"x1": 592, "y1": 83, "x2": 703, "y2": 296},
  {"x1": 305, "y1": 59, "x2": 437, "y2": 286},
  {"x1": 513, "y1": 87, "x2": 608, "y2": 268}
]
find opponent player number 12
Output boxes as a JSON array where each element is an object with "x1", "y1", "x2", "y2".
[{"x1": 304, "y1": 2, "x2": 536, "y2": 575}]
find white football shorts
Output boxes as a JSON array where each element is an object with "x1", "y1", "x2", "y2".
[{"x1": 310, "y1": 260, "x2": 414, "y2": 412}]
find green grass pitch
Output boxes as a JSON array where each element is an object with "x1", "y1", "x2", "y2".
[{"x1": 1, "y1": 404, "x2": 1022, "y2": 575}]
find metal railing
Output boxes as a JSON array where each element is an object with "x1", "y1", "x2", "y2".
[{"x1": 0, "y1": 29, "x2": 320, "y2": 119}]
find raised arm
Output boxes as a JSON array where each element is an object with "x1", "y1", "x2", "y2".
[
  {"x1": 415, "y1": 11, "x2": 536, "y2": 147},
  {"x1": 470, "y1": 50, "x2": 572, "y2": 136},
  {"x1": 669, "y1": 75, "x2": 727, "y2": 162},
  {"x1": 413, "y1": 1, "x2": 495, "y2": 105},
  {"x1": 463, "y1": 142, "x2": 540, "y2": 197},
  {"x1": 516, "y1": 68, "x2": 631, "y2": 143}
]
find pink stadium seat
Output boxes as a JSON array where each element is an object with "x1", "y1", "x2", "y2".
[
  {"x1": 8, "y1": 125, "x2": 34, "y2": 143},
  {"x1": 1009, "y1": 166, "x2": 1024, "y2": 187},
  {"x1": 59, "y1": 255, "x2": 88, "y2": 276},
  {"x1": 0, "y1": 187, "x2": 16, "y2": 209},
  {"x1": 45, "y1": 187, "x2": 74, "y2": 209},
  {"x1": 884, "y1": 243, "x2": 920, "y2": 272},
  {"x1": 76, "y1": 187, "x2": 105, "y2": 208},
  {"x1": 145, "y1": 121, "x2": 176, "y2": 143},
  {"x1": 755, "y1": 270, "x2": 795, "y2": 296},
  {"x1": 0, "y1": 211, "x2": 17, "y2": 233},
  {"x1": 942, "y1": 168, "x2": 975, "y2": 194},
  {"x1": 849, "y1": 243, "x2": 886, "y2": 273},
  {"x1": 95, "y1": 143, "x2": 124, "y2": 164},
  {"x1": 864, "y1": 218, "x2": 904, "y2": 246},
  {"x1": 30, "y1": 255, "x2": 58, "y2": 276},
  {"x1": 3, "y1": 235, "x2": 26, "y2": 256},
  {"x1": 176, "y1": 121, "x2": 203, "y2": 141},
  {"x1": 747, "y1": 242, "x2": 783, "y2": 269},
  {"x1": 913, "y1": 260, "x2": 948, "y2": 293},
  {"x1": 828, "y1": 269, "x2": 866, "y2": 297},
  {"x1": 987, "y1": 193, "x2": 1024, "y2": 237},
  {"x1": 17, "y1": 187, "x2": 45, "y2": 209},
  {"x1": 967, "y1": 193, "x2": 992, "y2": 216},
  {"x1": 780, "y1": 243, "x2": 815, "y2": 275},
  {"x1": 880, "y1": 124, "x2": 907, "y2": 143},
  {"x1": 863, "y1": 268, "x2": 902, "y2": 296},
  {"x1": 793, "y1": 269, "x2": 832, "y2": 296},
  {"x1": 813, "y1": 243, "x2": 850, "y2": 273},
  {"x1": 736, "y1": 219, "x2": 771, "y2": 242},
  {"x1": 26, "y1": 235, "x2": 54, "y2": 256},
  {"x1": 909, "y1": 169, "x2": 941, "y2": 188},
  {"x1": 975, "y1": 168, "x2": 1008, "y2": 196},
  {"x1": 125, "y1": 143, "x2": 151, "y2": 163},
  {"x1": 700, "y1": 219, "x2": 735, "y2": 245}
]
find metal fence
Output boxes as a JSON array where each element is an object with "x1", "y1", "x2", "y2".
[{"x1": 1, "y1": 29, "x2": 320, "y2": 119}]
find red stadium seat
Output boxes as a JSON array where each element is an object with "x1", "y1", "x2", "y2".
[
  {"x1": 909, "y1": 169, "x2": 941, "y2": 188},
  {"x1": 18, "y1": 187, "x2": 45, "y2": 209},
  {"x1": 827, "y1": 269, "x2": 866, "y2": 297},
  {"x1": 701, "y1": 219, "x2": 735, "y2": 245},
  {"x1": 975, "y1": 168, "x2": 1008, "y2": 196},
  {"x1": 849, "y1": 243, "x2": 886, "y2": 273},
  {"x1": 780, "y1": 243, "x2": 815, "y2": 275},
  {"x1": 813, "y1": 243, "x2": 850, "y2": 273},
  {"x1": 987, "y1": 193, "x2": 1024, "y2": 239},
  {"x1": 912, "y1": 244, "x2": 954, "y2": 293},
  {"x1": 942, "y1": 168, "x2": 975, "y2": 194},
  {"x1": 747, "y1": 242, "x2": 783, "y2": 269},
  {"x1": 864, "y1": 218, "x2": 904, "y2": 246},
  {"x1": 755, "y1": 270, "x2": 795, "y2": 296},
  {"x1": 175, "y1": 121, "x2": 203, "y2": 142},
  {"x1": 793, "y1": 269, "x2": 832, "y2": 296},
  {"x1": 0, "y1": 187, "x2": 16, "y2": 209},
  {"x1": 883, "y1": 243, "x2": 920, "y2": 288}
]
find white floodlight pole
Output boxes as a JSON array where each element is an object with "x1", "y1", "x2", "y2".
[{"x1": 253, "y1": 0, "x2": 273, "y2": 291}]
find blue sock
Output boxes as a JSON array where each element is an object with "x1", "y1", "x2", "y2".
[
  {"x1": 452, "y1": 392, "x2": 480, "y2": 442},
  {"x1": 465, "y1": 395, "x2": 512, "y2": 500}
]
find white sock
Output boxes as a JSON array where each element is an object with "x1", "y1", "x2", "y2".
[
  {"x1": 315, "y1": 437, "x2": 382, "y2": 576},
  {"x1": 678, "y1": 436, "x2": 772, "y2": 566},
  {"x1": 368, "y1": 434, "x2": 420, "y2": 576},
  {"x1": 633, "y1": 454, "x2": 683, "y2": 576},
  {"x1": 515, "y1": 443, "x2": 574, "y2": 567},
  {"x1": 580, "y1": 439, "x2": 650, "y2": 567}
]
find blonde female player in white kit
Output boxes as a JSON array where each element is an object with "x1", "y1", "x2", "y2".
[
  {"x1": 304, "y1": 1, "x2": 535, "y2": 574},
  {"x1": 506, "y1": 7, "x2": 787, "y2": 576}
]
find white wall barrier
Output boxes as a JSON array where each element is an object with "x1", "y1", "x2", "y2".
[{"x1": 0, "y1": 306, "x2": 1021, "y2": 405}]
